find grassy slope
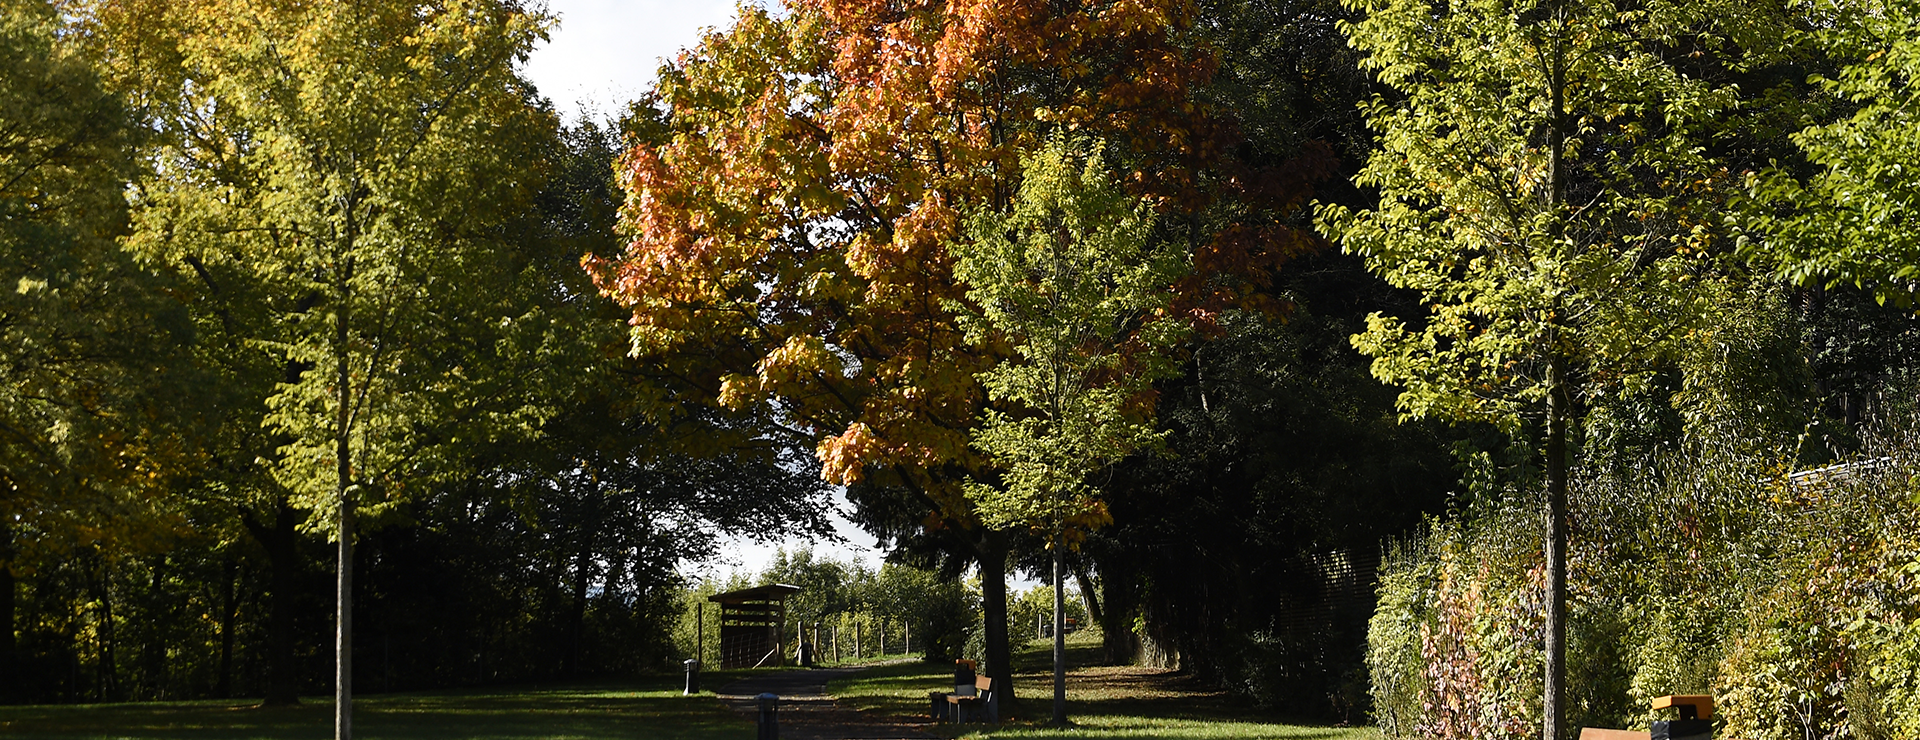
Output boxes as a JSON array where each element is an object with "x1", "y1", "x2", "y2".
[
  {"x1": 0, "y1": 673, "x2": 775, "y2": 740},
  {"x1": 828, "y1": 631, "x2": 1382, "y2": 740}
]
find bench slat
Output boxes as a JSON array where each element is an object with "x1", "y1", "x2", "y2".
[{"x1": 1578, "y1": 730, "x2": 1648, "y2": 740}]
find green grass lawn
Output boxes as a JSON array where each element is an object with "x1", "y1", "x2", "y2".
[
  {"x1": 827, "y1": 632, "x2": 1381, "y2": 740},
  {"x1": 0, "y1": 640, "x2": 1379, "y2": 740},
  {"x1": 0, "y1": 672, "x2": 777, "y2": 740}
]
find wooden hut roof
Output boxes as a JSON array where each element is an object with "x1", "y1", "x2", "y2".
[{"x1": 708, "y1": 584, "x2": 802, "y2": 604}]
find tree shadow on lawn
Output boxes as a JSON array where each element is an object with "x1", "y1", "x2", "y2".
[
  {"x1": 827, "y1": 641, "x2": 1378, "y2": 740},
  {"x1": 0, "y1": 677, "x2": 760, "y2": 740}
]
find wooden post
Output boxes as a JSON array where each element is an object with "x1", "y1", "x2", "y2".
[{"x1": 855, "y1": 617, "x2": 862, "y2": 658}]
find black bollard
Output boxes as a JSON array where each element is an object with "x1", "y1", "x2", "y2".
[
  {"x1": 683, "y1": 658, "x2": 700, "y2": 695},
  {"x1": 756, "y1": 692, "x2": 779, "y2": 740}
]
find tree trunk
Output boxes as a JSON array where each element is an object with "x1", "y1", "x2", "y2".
[
  {"x1": 141, "y1": 565, "x2": 167, "y2": 699},
  {"x1": 218, "y1": 556, "x2": 237, "y2": 699},
  {"x1": 1, "y1": 522, "x2": 15, "y2": 702},
  {"x1": 335, "y1": 485, "x2": 354, "y2": 739},
  {"x1": 1096, "y1": 564, "x2": 1135, "y2": 665},
  {"x1": 1070, "y1": 562, "x2": 1102, "y2": 640},
  {"x1": 97, "y1": 562, "x2": 118, "y2": 701},
  {"x1": 1543, "y1": 353, "x2": 1570, "y2": 740},
  {"x1": 978, "y1": 530, "x2": 1015, "y2": 718},
  {"x1": 334, "y1": 267, "x2": 356, "y2": 740},
  {"x1": 566, "y1": 474, "x2": 601, "y2": 678},
  {"x1": 1051, "y1": 539, "x2": 1068, "y2": 726},
  {"x1": 566, "y1": 545, "x2": 591, "y2": 677},
  {"x1": 0, "y1": 566, "x2": 11, "y2": 700},
  {"x1": 240, "y1": 500, "x2": 303, "y2": 707},
  {"x1": 1542, "y1": 23, "x2": 1570, "y2": 740}
]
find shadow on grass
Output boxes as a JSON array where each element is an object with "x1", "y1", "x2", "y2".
[
  {"x1": 0, "y1": 675, "x2": 765, "y2": 740},
  {"x1": 826, "y1": 635, "x2": 1380, "y2": 740}
]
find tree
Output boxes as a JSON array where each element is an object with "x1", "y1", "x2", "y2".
[
  {"x1": 1745, "y1": 0, "x2": 1920, "y2": 307},
  {"x1": 103, "y1": 0, "x2": 553, "y2": 734},
  {"x1": 1319, "y1": 0, "x2": 1785, "y2": 735},
  {"x1": 951, "y1": 136, "x2": 1188, "y2": 725},
  {"x1": 591, "y1": 0, "x2": 1225, "y2": 706},
  {"x1": 0, "y1": 0, "x2": 201, "y2": 699}
]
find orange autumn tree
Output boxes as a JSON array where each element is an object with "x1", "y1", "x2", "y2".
[{"x1": 587, "y1": 0, "x2": 1324, "y2": 697}]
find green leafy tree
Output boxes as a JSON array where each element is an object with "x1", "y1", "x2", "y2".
[
  {"x1": 105, "y1": 0, "x2": 553, "y2": 734},
  {"x1": 1747, "y1": 0, "x2": 1920, "y2": 306},
  {"x1": 1319, "y1": 0, "x2": 1785, "y2": 735},
  {"x1": 950, "y1": 136, "x2": 1189, "y2": 725},
  {"x1": 0, "y1": 0, "x2": 202, "y2": 698}
]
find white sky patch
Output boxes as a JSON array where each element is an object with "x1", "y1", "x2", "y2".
[
  {"x1": 521, "y1": 0, "x2": 744, "y2": 123},
  {"x1": 690, "y1": 487, "x2": 888, "y2": 583}
]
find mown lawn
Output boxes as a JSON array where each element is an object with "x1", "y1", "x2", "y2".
[
  {"x1": 828, "y1": 632, "x2": 1380, "y2": 740},
  {"x1": 0, "y1": 671, "x2": 779, "y2": 740}
]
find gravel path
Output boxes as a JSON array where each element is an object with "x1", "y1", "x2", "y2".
[{"x1": 716, "y1": 666, "x2": 936, "y2": 740}]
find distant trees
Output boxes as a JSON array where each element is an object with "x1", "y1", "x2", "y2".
[
  {"x1": 674, "y1": 550, "x2": 974, "y2": 667},
  {"x1": 0, "y1": 0, "x2": 203, "y2": 702}
]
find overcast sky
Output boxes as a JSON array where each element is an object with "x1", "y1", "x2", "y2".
[{"x1": 518, "y1": 0, "x2": 893, "y2": 582}]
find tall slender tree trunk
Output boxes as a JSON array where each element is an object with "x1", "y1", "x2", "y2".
[
  {"x1": 1051, "y1": 537, "x2": 1067, "y2": 726},
  {"x1": 1544, "y1": 354, "x2": 1570, "y2": 740},
  {"x1": 978, "y1": 530, "x2": 1014, "y2": 718},
  {"x1": 334, "y1": 263, "x2": 356, "y2": 740},
  {"x1": 97, "y1": 563, "x2": 118, "y2": 701}
]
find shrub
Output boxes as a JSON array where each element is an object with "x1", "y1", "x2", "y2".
[{"x1": 1370, "y1": 411, "x2": 1920, "y2": 739}]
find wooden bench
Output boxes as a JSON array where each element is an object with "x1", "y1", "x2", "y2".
[
  {"x1": 945, "y1": 675, "x2": 996, "y2": 723},
  {"x1": 1581, "y1": 694, "x2": 1741, "y2": 740}
]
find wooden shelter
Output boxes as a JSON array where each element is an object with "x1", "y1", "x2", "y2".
[{"x1": 709, "y1": 584, "x2": 801, "y2": 669}]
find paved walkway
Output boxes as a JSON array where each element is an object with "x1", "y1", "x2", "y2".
[{"x1": 716, "y1": 665, "x2": 936, "y2": 740}]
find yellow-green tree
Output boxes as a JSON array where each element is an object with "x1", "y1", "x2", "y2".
[
  {"x1": 951, "y1": 136, "x2": 1188, "y2": 725},
  {"x1": 1319, "y1": 0, "x2": 1786, "y2": 735},
  {"x1": 101, "y1": 0, "x2": 552, "y2": 735}
]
